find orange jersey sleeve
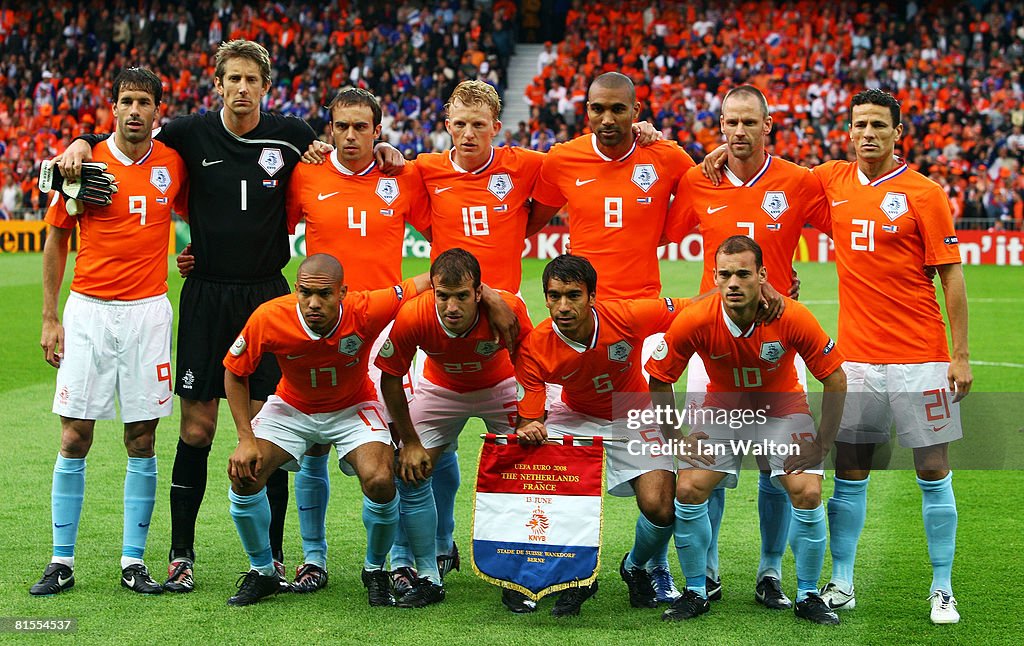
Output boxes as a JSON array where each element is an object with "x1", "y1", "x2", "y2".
[
  {"x1": 668, "y1": 156, "x2": 830, "y2": 294},
  {"x1": 376, "y1": 290, "x2": 533, "y2": 393},
  {"x1": 285, "y1": 157, "x2": 430, "y2": 292},
  {"x1": 224, "y1": 279, "x2": 418, "y2": 413},
  {"x1": 45, "y1": 139, "x2": 187, "y2": 300},
  {"x1": 534, "y1": 136, "x2": 695, "y2": 299},
  {"x1": 647, "y1": 295, "x2": 843, "y2": 416},
  {"x1": 416, "y1": 147, "x2": 544, "y2": 293},
  {"x1": 514, "y1": 298, "x2": 686, "y2": 420},
  {"x1": 814, "y1": 160, "x2": 959, "y2": 363}
]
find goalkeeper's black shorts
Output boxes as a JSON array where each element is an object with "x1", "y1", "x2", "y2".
[{"x1": 174, "y1": 274, "x2": 289, "y2": 401}]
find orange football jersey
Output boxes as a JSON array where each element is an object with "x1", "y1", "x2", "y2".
[
  {"x1": 415, "y1": 146, "x2": 545, "y2": 293},
  {"x1": 223, "y1": 279, "x2": 418, "y2": 414},
  {"x1": 812, "y1": 160, "x2": 961, "y2": 363},
  {"x1": 286, "y1": 155, "x2": 430, "y2": 292},
  {"x1": 646, "y1": 294, "x2": 844, "y2": 417},
  {"x1": 45, "y1": 138, "x2": 188, "y2": 300},
  {"x1": 532, "y1": 136, "x2": 695, "y2": 299},
  {"x1": 376, "y1": 290, "x2": 534, "y2": 393},
  {"x1": 516, "y1": 297, "x2": 689, "y2": 421},
  {"x1": 668, "y1": 155, "x2": 831, "y2": 293}
]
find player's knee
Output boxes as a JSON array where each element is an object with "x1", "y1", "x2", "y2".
[
  {"x1": 675, "y1": 478, "x2": 710, "y2": 505},
  {"x1": 639, "y1": 502, "x2": 674, "y2": 527},
  {"x1": 362, "y1": 473, "x2": 396, "y2": 503},
  {"x1": 787, "y1": 486, "x2": 822, "y2": 510},
  {"x1": 59, "y1": 418, "x2": 94, "y2": 458},
  {"x1": 179, "y1": 408, "x2": 216, "y2": 447},
  {"x1": 123, "y1": 421, "x2": 157, "y2": 457}
]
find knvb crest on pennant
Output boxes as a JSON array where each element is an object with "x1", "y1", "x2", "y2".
[
  {"x1": 150, "y1": 167, "x2": 172, "y2": 194},
  {"x1": 488, "y1": 173, "x2": 513, "y2": 201},
  {"x1": 880, "y1": 192, "x2": 908, "y2": 221},
  {"x1": 259, "y1": 148, "x2": 285, "y2": 176},
  {"x1": 608, "y1": 340, "x2": 633, "y2": 363},
  {"x1": 759, "y1": 341, "x2": 786, "y2": 363},
  {"x1": 376, "y1": 178, "x2": 399, "y2": 205},
  {"x1": 337, "y1": 334, "x2": 363, "y2": 356},
  {"x1": 761, "y1": 191, "x2": 789, "y2": 220},
  {"x1": 526, "y1": 505, "x2": 549, "y2": 540},
  {"x1": 631, "y1": 164, "x2": 658, "y2": 192}
]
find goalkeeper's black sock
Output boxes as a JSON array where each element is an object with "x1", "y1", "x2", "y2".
[
  {"x1": 169, "y1": 438, "x2": 210, "y2": 563},
  {"x1": 267, "y1": 468, "x2": 289, "y2": 564}
]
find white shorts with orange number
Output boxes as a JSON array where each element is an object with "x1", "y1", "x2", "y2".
[
  {"x1": 251, "y1": 396, "x2": 393, "y2": 474},
  {"x1": 837, "y1": 361, "x2": 962, "y2": 448},
  {"x1": 678, "y1": 412, "x2": 823, "y2": 488},
  {"x1": 53, "y1": 292, "x2": 173, "y2": 423},
  {"x1": 410, "y1": 376, "x2": 518, "y2": 453},
  {"x1": 544, "y1": 401, "x2": 674, "y2": 497}
]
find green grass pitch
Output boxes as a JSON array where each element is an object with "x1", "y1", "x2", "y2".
[{"x1": 0, "y1": 253, "x2": 1022, "y2": 644}]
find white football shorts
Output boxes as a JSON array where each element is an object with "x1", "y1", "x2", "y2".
[{"x1": 53, "y1": 292, "x2": 173, "y2": 423}]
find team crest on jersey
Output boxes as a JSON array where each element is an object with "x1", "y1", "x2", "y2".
[
  {"x1": 487, "y1": 173, "x2": 514, "y2": 201},
  {"x1": 379, "y1": 339, "x2": 395, "y2": 358},
  {"x1": 259, "y1": 148, "x2": 285, "y2": 176},
  {"x1": 337, "y1": 334, "x2": 364, "y2": 356},
  {"x1": 759, "y1": 341, "x2": 786, "y2": 363},
  {"x1": 880, "y1": 192, "x2": 908, "y2": 221},
  {"x1": 652, "y1": 340, "x2": 669, "y2": 361},
  {"x1": 823, "y1": 339, "x2": 835, "y2": 355},
  {"x1": 376, "y1": 178, "x2": 400, "y2": 205},
  {"x1": 761, "y1": 191, "x2": 789, "y2": 220},
  {"x1": 181, "y1": 369, "x2": 195, "y2": 390},
  {"x1": 631, "y1": 164, "x2": 658, "y2": 192},
  {"x1": 475, "y1": 340, "x2": 500, "y2": 357},
  {"x1": 149, "y1": 166, "x2": 172, "y2": 194},
  {"x1": 608, "y1": 340, "x2": 633, "y2": 363},
  {"x1": 229, "y1": 335, "x2": 246, "y2": 356}
]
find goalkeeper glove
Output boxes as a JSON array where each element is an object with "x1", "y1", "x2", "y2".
[{"x1": 38, "y1": 160, "x2": 118, "y2": 214}]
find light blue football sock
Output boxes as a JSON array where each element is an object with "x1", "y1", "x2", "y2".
[
  {"x1": 363, "y1": 494, "x2": 399, "y2": 570},
  {"x1": 919, "y1": 472, "x2": 957, "y2": 594},
  {"x1": 397, "y1": 477, "x2": 440, "y2": 584},
  {"x1": 388, "y1": 525, "x2": 414, "y2": 569},
  {"x1": 643, "y1": 535, "x2": 672, "y2": 572},
  {"x1": 705, "y1": 486, "x2": 725, "y2": 580},
  {"x1": 627, "y1": 512, "x2": 673, "y2": 570},
  {"x1": 294, "y1": 453, "x2": 330, "y2": 569},
  {"x1": 431, "y1": 451, "x2": 460, "y2": 556},
  {"x1": 229, "y1": 487, "x2": 274, "y2": 575},
  {"x1": 757, "y1": 472, "x2": 791, "y2": 581},
  {"x1": 674, "y1": 499, "x2": 710, "y2": 599},
  {"x1": 827, "y1": 475, "x2": 869, "y2": 588},
  {"x1": 122, "y1": 456, "x2": 157, "y2": 560},
  {"x1": 790, "y1": 504, "x2": 827, "y2": 602},
  {"x1": 51, "y1": 454, "x2": 86, "y2": 562}
]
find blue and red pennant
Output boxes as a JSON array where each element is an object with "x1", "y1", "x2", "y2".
[{"x1": 472, "y1": 434, "x2": 605, "y2": 600}]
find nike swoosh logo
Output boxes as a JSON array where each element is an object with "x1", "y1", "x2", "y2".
[
  {"x1": 57, "y1": 574, "x2": 72, "y2": 586},
  {"x1": 286, "y1": 354, "x2": 306, "y2": 360},
  {"x1": 561, "y1": 368, "x2": 581, "y2": 380},
  {"x1": 434, "y1": 186, "x2": 453, "y2": 194},
  {"x1": 298, "y1": 505, "x2": 318, "y2": 511},
  {"x1": 54, "y1": 523, "x2": 72, "y2": 528},
  {"x1": 826, "y1": 597, "x2": 854, "y2": 609},
  {"x1": 170, "y1": 484, "x2": 193, "y2": 489},
  {"x1": 710, "y1": 352, "x2": 731, "y2": 360},
  {"x1": 317, "y1": 192, "x2": 339, "y2": 201},
  {"x1": 201, "y1": 159, "x2": 223, "y2": 166},
  {"x1": 831, "y1": 199, "x2": 848, "y2": 207},
  {"x1": 158, "y1": 395, "x2": 172, "y2": 405},
  {"x1": 575, "y1": 178, "x2": 596, "y2": 186},
  {"x1": 124, "y1": 576, "x2": 135, "y2": 587},
  {"x1": 707, "y1": 205, "x2": 728, "y2": 214},
  {"x1": 931, "y1": 424, "x2": 949, "y2": 433},
  {"x1": 138, "y1": 522, "x2": 150, "y2": 528}
]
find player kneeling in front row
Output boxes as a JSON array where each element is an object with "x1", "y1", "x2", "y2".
[
  {"x1": 646, "y1": 237, "x2": 847, "y2": 625},
  {"x1": 377, "y1": 248, "x2": 534, "y2": 608},
  {"x1": 222, "y1": 254, "x2": 430, "y2": 606},
  {"x1": 31, "y1": 67, "x2": 187, "y2": 596}
]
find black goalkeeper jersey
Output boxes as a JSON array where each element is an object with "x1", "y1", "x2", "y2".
[{"x1": 81, "y1": 110, "x2": 316, "y2": 281}]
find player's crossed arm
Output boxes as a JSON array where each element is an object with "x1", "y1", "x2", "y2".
[
  {"x1": 380, "y1": 372, "x2": 433, "y2": 484},
  {"x1": 224, "y1": 370, "x2": 261, "y2": 485},
  {"x1": 515, "y1": 416, "x2": 548, "y2": 446}
]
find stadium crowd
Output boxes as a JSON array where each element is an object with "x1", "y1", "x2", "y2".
[
  {"x1": 522, "y1": 0, "x2": 1024, "y2": 230},
  {"x1": 0, "y1": 0, "x2": 1021, "y2": 230}
]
